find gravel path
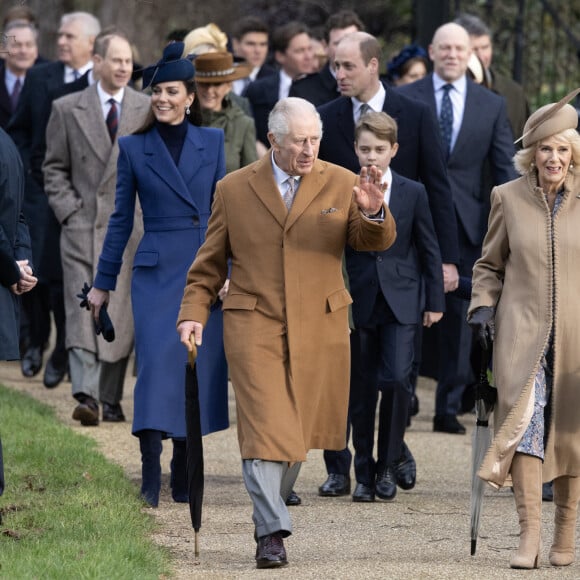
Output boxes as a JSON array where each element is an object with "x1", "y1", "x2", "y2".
[{"x1": 1, "y1": 358, "x2": 578, "y2": 579}]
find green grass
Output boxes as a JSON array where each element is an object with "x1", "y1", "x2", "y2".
[{"x1": 0, "y1": 385, "x2": 171, "y2": 579}]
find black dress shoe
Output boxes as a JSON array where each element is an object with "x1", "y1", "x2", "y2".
[
  {"x1": 433, "y1": 414, "x2": 466, "y2": 434},
  {"x1": 255, "y1": 532, "x2": 288, "y2": 569},
  {"x1": 72, "y1": 396, "x2": 99, "y2": 426},
  {"x1": 375, "y1": 466, "x2": 397, "y2": 501},
  {"x1": 285, "y1": 489, "x2": 301, "y2": 506},
  {"x1": 43, "y1": 355, "x2": 68, "y2": 389},
  {"x1": 21, "y1": 346, "x2": 43, "y2": 377},
  {"x1": 318, "y1": 473, "x2": 351, "y2": 497},
  {"x1": 352, "y1": 482, "x2": 375, "y2": 502},
  {"x1": 102, "y1": 403, "x2": 126, "y2": 422},
  {"x1": 394, "y1": 442, "x2": 416, "y2": 490}
]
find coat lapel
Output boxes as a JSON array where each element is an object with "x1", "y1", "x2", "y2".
[
  {"x1": 144, "y1": 126, "x2": 199, "y2": 210},
  {"x1": 285, "y1": 162, "x2": 325, "y2": 231},
  {"x1": 71, "y1": 85, "x2": 111, "y2": 165},
  {"x1": 386, "y1": 171, "x2": 405, "y2": 224},
  {"x1": 248, "y1": 153, "x2": 287, "y2": 228},
  {"x1": 100, "y1": 89, "x2": 150, "y2": 187},
  {"x1": 336, "y1": 98, "x2": 356, "y2": 153},
  {"x1": 450, "y1": 79, "x2": 479, "y2": 159}
]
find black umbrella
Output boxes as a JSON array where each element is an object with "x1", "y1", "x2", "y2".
[
  {"x1": 185, "y1": 339, "x2": 203, "y2": 559},
  {"x1": 470, "y1": 343, "x2": 496, "y2": 556}
]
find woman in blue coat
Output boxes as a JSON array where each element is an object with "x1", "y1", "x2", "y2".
[{"x1": 88, "y1": 43, "x2": 228, "y2": 507}]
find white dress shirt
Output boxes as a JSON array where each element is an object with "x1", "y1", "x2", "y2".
[
  {"x1": 432, "y1": 73, "x2": 467, "y2": 152},
  {"x1": 97, "y1": 82, "x2": 125, "y2": 120},
  {"x1": 278, "y1": 69, "x2": 293, "y2": 101},
  {"x1": 64, "y1": 62, "x2": 93, "y2": 84},
  {"x1": 351, "y1": 82, "x2": 386, "y2": 122},
  {"x1": 271, "y1": 151, "x2": 301, "y2": 198}
]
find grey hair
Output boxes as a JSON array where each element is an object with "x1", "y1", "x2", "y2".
[
  {"x1": 454, "y1": 13, "x2": 491, "y2": 38},
  {"x1": 513, "y1": 128, "x2": 580, "y2": 175},
  {"x1": 60, "y1": 12, "x2": 101, "y2": 38},
  {"x1": 4, "y1": 19, "x2": 38, "y2": 40},
  {"x1": 268, "y1": 97, "x2": 323, "y2": 142}
]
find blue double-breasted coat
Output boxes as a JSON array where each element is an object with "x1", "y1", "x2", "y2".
[{"x1": 94, "y1": 123, "x2": 228, "y2": 438}]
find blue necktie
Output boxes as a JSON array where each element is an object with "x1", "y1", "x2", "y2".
[{"x1": 439, "y1": 84, "x2": 454, "y2": 158}]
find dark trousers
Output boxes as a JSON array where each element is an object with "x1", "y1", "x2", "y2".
[
  {"x1": 99, "y1": 356, "x2": 129, "y2": 405},
  {"x1": 324, "y1": 296, "x2": 416, "y2": 484}
]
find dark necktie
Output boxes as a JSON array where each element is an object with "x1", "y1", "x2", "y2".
[
  {"x1": 73, "y1": 69, "x2": 80, "y2": 80},
  {"x1": 283, "y1": 177, "x2": 296, "y2": 211},
  {"x1": 358, "y1": 102, "x2": 371, "y2": 120},
  {"x1": 10, "y1": 78, "x2": 21, "y2": 112},
  {"x1": 106, "y1": 98, "x2": 118, "y2": 143},
  {"x1": 439, "y1": 84, "x2": 454, "y2": 157}
]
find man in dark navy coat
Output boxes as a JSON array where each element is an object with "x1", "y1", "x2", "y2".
[
  {"x1": 8, "y1": 11, "x2": 100, "y2": 387},
  {"x1": 289, "y1": 9, "x2": 364, "y2": 107},
  {"x1": 398, "y1": 22, "x2": 516, "y2": 435},
  {"x1": 316, "y1": 31, "x2": 459, "y2": 497},
  {"x1": 245, "y1": 21, "x2": 313, "y2": 147}
]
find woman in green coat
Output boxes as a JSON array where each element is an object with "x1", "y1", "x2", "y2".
[{"x1": 194, "y1": 51, "x2": 258, "y2": 174}]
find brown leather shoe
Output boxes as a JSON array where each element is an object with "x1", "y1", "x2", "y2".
[
  {"x1": 255, "y1": 533, "x2": 288, "y2": 569},
  {"x1": 72, "y1": 396, "x2": 99, "y2": 426}
]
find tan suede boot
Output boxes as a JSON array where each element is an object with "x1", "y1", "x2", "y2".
[
  {"x1": 549, "y1": 476, "x2": 580, "y2": 566},
  {"x1": 509, "y1": 453, "x2": 542, "y2": 569}
]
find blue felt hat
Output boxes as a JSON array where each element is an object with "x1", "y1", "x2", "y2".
[
  {"x1": 386, "y1": 44, "x2": 428, "y2": 82},
  {"x1": 141, "y1": 41, "x2": 195, "y2": 89}
]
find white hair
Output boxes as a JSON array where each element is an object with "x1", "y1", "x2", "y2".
[
  {"x1": 268, "y1": 97, "x2": 323, "y2": 142},
  {"x1": 60, "y1": 12, "x2": 101, "y2": 38}
]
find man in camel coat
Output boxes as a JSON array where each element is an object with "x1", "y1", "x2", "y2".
[
  {"x1": 43, "y1": 32, "x2": 150, "y2": 425},
  {"x1": 177, "y1": 97, "x2": 396, "y2": 569}
]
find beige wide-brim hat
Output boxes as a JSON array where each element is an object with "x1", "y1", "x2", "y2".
[
  {"x1": 194, "y1": 52, "x2": 251, "y2": 84},
  {"x1": 517, "y1": 88, "x2": 580, "y2": 148}
]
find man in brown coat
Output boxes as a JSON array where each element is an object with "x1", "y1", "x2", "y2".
[
  {"x1": 177, "y1": 97, "x2": 395, "y2": 569},
  {"x1": 43, "y1": 32, "x2": 150, "y2": 425}
]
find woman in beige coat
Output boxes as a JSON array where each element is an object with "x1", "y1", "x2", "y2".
[{"x1": 468, "y1": 93, "x2": 580, "y2": 569}]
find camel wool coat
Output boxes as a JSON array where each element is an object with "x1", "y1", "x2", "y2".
[
  {"x1": 43, "y1": 85, "x2": 150, "y2": 362},
  {"x1": 178, "y1": 154, "x2": 396, "y2": 462},
  {"x1": 469, "y1": 171, "x2": 580, "y2": 487}
]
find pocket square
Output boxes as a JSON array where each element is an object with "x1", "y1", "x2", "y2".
[{"x1": 320, "y1": 207, "x2": 338, "y2": 214}]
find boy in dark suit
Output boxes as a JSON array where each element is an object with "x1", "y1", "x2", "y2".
[{"x1": 346, "y1": 112, "x2": 445, "y2": 502}]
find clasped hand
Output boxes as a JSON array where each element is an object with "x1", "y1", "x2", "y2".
[
  {"x1": 11, "y1": 260, "x2": 37, "y2": 295},
  {"x1": 353, "y1": 165, "x2": 386, "y2": 216}
]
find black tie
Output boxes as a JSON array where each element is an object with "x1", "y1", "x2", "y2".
[
  {"x1": 439, "y1": 84, "x2": 454, "y2": 157},
  {"x1": 10, "y1": 78, "x2": 21, "y2": 112},
  {"x1": 106, "y1": 98, "x2": 118, "y2": 143}
]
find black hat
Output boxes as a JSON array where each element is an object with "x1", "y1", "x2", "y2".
[{"x1": 142, "y1": 41, "x2": 195, "y2": 90}]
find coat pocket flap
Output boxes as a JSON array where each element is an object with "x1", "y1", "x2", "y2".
[
  {"x1": 222, "y1": 293, "x2": 258, "y2": 311},
  {"x1": 133, "y1": 251, "x2": 159, "y2": 268},
  {"x1": 396, "y1": 262, "x2": 419, "y2": 281},
  {"x1": 327, "y1": 288, "x2": 353, "y2": 312}
]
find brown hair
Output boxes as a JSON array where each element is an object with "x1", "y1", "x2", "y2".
[
  {"x1": 324, "y1": 10, "x2": 364, "y2": 42},
  {"x1": 272, "y1": 21, "x2": 310, "y2": 54},
  {"x1": 134, "y1": 78, "x2": 202, "y2": 134},
  {"x1": 355, "y1": 111, "x2": 398, "y2": 145}
]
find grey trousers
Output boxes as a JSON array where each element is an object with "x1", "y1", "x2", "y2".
[
  {"x1": 70, "y1": 348, "x2": 101, "y2": 400},
  {"x1": 70, "y1": 347, "x2": 128, "y2": 404},
  {"x1": 241, "y1": 459, "x2": 301, "y2": 539}
]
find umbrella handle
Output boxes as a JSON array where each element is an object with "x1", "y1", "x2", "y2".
[{"x1": 188, "y1": 335, "x2": 198, "y2": 368}]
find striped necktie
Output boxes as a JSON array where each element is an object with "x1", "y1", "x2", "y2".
[
  {"x1": 283, "y1": 177, "x2": 296, "y2": 211},
  {"x1": 106, "y1": 98, "x2": 118, "y2": 143}
]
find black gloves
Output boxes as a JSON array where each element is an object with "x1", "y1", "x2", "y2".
[
  {"x1": 77, "y1": 282, "x2": 115, "y2": 342},
  {"x1": 467, "y1": 306, "x2": 495, "y2": 351}
]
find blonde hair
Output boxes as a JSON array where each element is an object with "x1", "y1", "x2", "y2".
[
  {"x1": 513, "y1": 128, "x2": 580, "y2": 175},
  {"x1": 182, "y1": 23, "x2": 227, "y2": 57}
]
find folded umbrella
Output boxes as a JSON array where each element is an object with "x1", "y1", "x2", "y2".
[
  {"x1": 470, "y1": 342, "x2": 496, "y2": 555},
  {"x1": 185, "y1": 338, "x2": 203, "y2": 559}
]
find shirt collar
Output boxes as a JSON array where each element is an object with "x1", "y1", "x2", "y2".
[
  {"x1": 97, "y1": 81, "x2": 125, "y2": 106},
  {"x1": 65, "y1": 62, "x2": 93, "y2": 79},
  {"x1": 270, "y1": 151, "x2": 302, "y2": 187},
  {"x1": 351, "y1": 82, "x2": 386, "y2": 115},
  {"x1": 432, "y1": 72, "x2": 467, "y2": 95}
]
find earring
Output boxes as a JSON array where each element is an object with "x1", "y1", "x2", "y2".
[
  {"x1": 186, "y1": 105, "x2": 191, "y2": 115},
  {"x1": 570, "y1": 162, "x2": 575, "y2": 169}
]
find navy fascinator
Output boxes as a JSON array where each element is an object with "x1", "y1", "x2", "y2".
[{"x1": 141, "y1": 41, "x2": 195, "y2": 90}]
